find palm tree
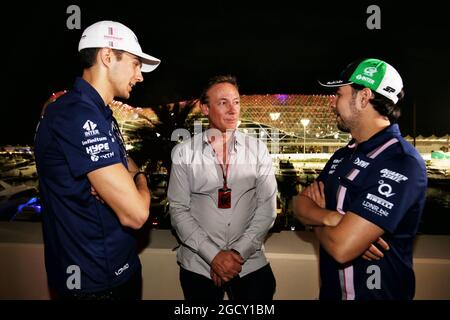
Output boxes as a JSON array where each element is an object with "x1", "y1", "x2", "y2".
[{"x1": 128, "y1": 99, "x2": 200, "y2": 174}]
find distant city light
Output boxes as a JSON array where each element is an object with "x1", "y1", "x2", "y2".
[
  {"x1": 269, "y1": 112, "x2": 281, "y2": 121},
  {"x1": 275, "y1": 94, "x2": 288, "y2": 104}
]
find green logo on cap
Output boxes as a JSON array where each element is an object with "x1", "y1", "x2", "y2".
[{"x1": 349, "y1": 58, "x2": 386, "y2": 90}]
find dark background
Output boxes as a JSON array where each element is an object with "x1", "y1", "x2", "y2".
[{"x1": 2, "y1": 0, "x2": 449, "y2": 144}]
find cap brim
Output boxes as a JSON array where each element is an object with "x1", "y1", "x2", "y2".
[
  {"x1": 318, "y1": 79, "x2": 353, "y2": 87},
  {"x1": 131, "y1": 51, "x2": 161, "y2": 73}
]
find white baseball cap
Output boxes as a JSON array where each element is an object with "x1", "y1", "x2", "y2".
[
  {"x1": 319, "y1": 58, "x2": 403, "y2": 103},
  {"x1": 78, "y1": 20, "x2": 161, "y2": 73}
]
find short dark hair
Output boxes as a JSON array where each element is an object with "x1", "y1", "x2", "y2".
[
  {"x1": 351, "y1": 83, "x2": 404, "y2": 123},
  {"x1": 79, "y1": 48, "x2": 124, "y2": 70},
  {"x1": 200, "y1": 75, "x2": 239, "y2": 104}
]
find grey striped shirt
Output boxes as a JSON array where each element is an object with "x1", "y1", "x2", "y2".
[{"x1": 168, "y1": 130, "x2": 277, "y2": 278}]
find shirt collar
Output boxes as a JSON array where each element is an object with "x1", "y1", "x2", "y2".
[
  {"x1": 349, "y1": 123, "x2": 401, "y2": 154},
  {"x1": 73, "y1": 77, "x2": 113, "y2": 119},
  {"x1": 202, "y1": 129, "x2": 243, "y2": 152}
]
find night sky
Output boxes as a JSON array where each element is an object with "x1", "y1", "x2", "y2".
[{"x1": 2, "y1": 0, "x2": 449, "y2": 145}]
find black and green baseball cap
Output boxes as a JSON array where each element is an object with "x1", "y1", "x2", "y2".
[{"x1": 319, "y1": 58, "x2": 403, "y2": 103}]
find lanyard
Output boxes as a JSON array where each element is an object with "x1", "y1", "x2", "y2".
[
  {"x1": 219, "y1": 162, "x2": 230, "y2": 189},
  {"x1": 210, "y1": 139, "x2": 233, "y2": 189}
]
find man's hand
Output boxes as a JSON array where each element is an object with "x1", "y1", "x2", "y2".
[
  {"x1": 91, "y1": 186, "x2": 105, "y2": 203},
  {"x1": 299, "y1": 180, "x2": 342, "y2": 227},
  {"x1": 362, "y1": 237, "x2": 390, "y2": 261},
  {"x1": 210, "y1": 269, "x2": 223, "y2": 287},
  {"x1": 127, "y1": 157, "x2": 139, "y2": 177},
  {"x1": 211, "y1": 250, "x2": 244, "y2": 282},
  {"x1": 301, "y1": 181, "x2": 326, "y2": 209}
]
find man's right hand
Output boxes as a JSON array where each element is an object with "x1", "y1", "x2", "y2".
[
  {"x1": 302, "y1": 181, "x2": 326, "y2": 209},
  {"x1": 300, "y1": 180, "x2": 343, "y2": 227},
  {"x1": 211, "y1": 250, "x2": 243, "y2": 282}
]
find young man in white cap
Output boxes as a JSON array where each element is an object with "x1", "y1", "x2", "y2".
[
  {"x1": 295, "y1": 58, "x2": 427, "y2": 299},
  {"x1": 34, "y1": 21, "x2": 160, "y2": 300}
]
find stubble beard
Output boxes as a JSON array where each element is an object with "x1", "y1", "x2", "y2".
[{"x1": 336, "y1": 96, "x2": 359, "y2": 133}]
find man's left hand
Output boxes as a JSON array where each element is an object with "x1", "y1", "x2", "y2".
[
  {"x1": 362, "y1": 237, "x2": 390, "y2": 261},
  {"x1": 127, "y1": 157, "x2": 139, "y2": 177},
  {"x1": 91, "y1": 186, "x2": 105, "y2": 203},
  {"x1": 210, "y1": 269, "x2": 223, "y2": 287}
]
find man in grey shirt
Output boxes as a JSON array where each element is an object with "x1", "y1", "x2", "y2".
[{"x1": 168, "y1": 75, "x2": 277, "y2": 300}]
